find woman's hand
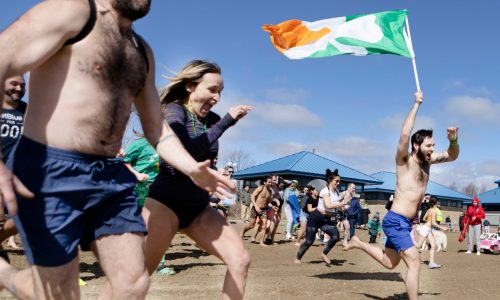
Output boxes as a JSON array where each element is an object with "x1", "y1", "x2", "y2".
[{"x1": 228, "y1": 105, "x2": 252, "y2": 120}]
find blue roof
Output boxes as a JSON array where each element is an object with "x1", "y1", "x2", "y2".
[
  {"x1": 364, "y1": 171, "x2": 471, "y2": 201},
  {"x1": 233, "y1": 151, "x2": 382, "y2": 185},
  {"x1": 463, "y1": 185, "x2": 500, "y2": 205}
]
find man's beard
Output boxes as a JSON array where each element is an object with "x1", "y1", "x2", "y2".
[
  {"x1": 114, "y1": 0, "x2": 151, "y2": 21},
  {"x1": 416, "y1": 148, "x2": 429, "y2": 164},
  {"x1": 5, "y1": 90, "x2": 24, "y2": 102}
]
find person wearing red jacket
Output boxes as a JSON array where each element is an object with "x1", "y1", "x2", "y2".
[{"x1": 463, "y1": 197, "x2": 485, "y2": 255}]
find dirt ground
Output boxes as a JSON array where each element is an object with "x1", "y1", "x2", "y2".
[{"x1": 1, "y1": 219, "x2": 498, "y2": 299}]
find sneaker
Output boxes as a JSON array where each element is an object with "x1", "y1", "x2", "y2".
[
  {"x1": 79, "y1": 278, "x2": 87, "y2": 287},
  {"x1": 285, "y1": 234, "x2": 292, "y2": 240},
  {"x1": 476, "y1": 251, "x2": 481, "y2": 256},
  {"x1": 428, "y1": 263, "x2": 442, "y2": 269},
  {"x1": 156, "y1": 266, "x2": 176, "y2": 276},
  {"x1": 465, "y1": 250, "x2": 472, "y2": 254}
]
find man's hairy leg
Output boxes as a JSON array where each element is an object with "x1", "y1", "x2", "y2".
[
  {"x1": 94, "y1": 233, "x2": 150, "y2": 300},
  {"x1": 400, "y1": 247, "x2": 421, "y2": 300},
  {"x1": 344, "y1": 235, "x2": 401, "y2": 269}
]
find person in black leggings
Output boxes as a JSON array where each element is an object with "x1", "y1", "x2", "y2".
[{"x1": 295, "y1": 168, "x2": 349, "y2": 265}]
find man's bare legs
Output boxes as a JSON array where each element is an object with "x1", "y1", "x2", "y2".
[
  {"x1": 0, "y1": 255, "x2": 80, "y2": 299},
  {"x1": 186, "y1": 206, "x2": 251, "y2": 300},
  {"x1": 250, "y1": 219, "x2": 268, "y2": 246},
  {"x1": 240, "y1": 217, "x2": 259, "y2": 241},
  {"x1": 268, "y1": 214, "x2": 281, "y2": 243},
  {"x1": 399, "y1": 247, "x2": 421, "y2": 300},
  {"x1": 344, "y1": 236, "x2": 420, "y2": 300},
  {"x1": 93, "y1": 232, "x2": 149, "y2": 300},
  {"x1": 342, "y1": 219, "x2": 350, "y2": 246}
]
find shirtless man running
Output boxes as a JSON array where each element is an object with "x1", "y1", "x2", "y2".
[
  {"x1": 240, "y1": 176, "x2": 273, "y2": 246},
  {"x1": 344, "y1": 91, "x2": 459, "y2": 300},
  {"x1": 0, "y1": 1, "x2": 232, "y2": 299}
]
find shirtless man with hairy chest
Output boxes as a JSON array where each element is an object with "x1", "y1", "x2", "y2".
[
  {"x1": 0, "y1": 1, "x2": 233, "y2": 299},
  {"x1": 344, "y1": 91, "x2": 459, "y2": 300},
  {"x1": 241, "y1": 176, "x2": 273, "y2": 245}
]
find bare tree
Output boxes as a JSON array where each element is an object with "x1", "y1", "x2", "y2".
[
  {"x1": 448, "y1": 182, "x2": 459, "y2": 192},
  {"x1": 219, "y1": 149, "x2": 256, "y2": 171},
  {"x1": 461, "y1": 182, "x2": 479, "y2": 197},
  {"x1": 479, "y1": 184, "x2": 488, "y2": 194}
]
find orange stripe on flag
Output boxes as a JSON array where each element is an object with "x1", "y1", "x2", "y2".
[{"x1": 262, "y1": 20, "x2": 331, "y2": 53}]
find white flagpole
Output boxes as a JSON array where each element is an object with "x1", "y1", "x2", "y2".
[{"x1": 404, "y1": 15, "x2": 421, "y2": 91}]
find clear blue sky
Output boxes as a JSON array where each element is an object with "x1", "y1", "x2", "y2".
[{"x1": 2, "y1": 1, "x2": 500, "y2": 192}]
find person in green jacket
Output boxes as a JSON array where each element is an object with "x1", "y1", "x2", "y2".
[{"x1": 123, "y1": 137, "x2": 175, "y2": 275}]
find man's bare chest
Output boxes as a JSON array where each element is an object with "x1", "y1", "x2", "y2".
[{"x1": 79, "y1": 28, "x2": 148, "y2": 95}]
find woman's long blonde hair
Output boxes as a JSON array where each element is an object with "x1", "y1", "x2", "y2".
[{"x1": 159, "y1": 60, "x2": 221, "y2": 110}]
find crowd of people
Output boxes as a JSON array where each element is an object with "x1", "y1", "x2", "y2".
[{"x1": 0, "y1": 1, "x2": 494, "y2": 300}]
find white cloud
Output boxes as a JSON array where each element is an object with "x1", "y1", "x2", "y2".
[
  {"x1": 314, "y1": 137, "x2": 395, "y2": 175},
  {"x1": 256, "y1": 102, "x2": 323, "y2": 128},
  {"x1": 443, "y1": 80, "x2": 492, "y2": 96},
  {"x1": 213, "y1": 89, "x2": 323, "y2": 129},
  {"x1": 264, "y1": 142, "x2": 308, "y2": 156},
  {"x1": 264, "y1": 87, "x2": 309, "y2": 103},
  {"x1": 431, "y1": 161, "x2": 500, "y2": 192},
  {"x1": 379, "y1": 113, "x2": 436, "y2": 131},
  {"x1": 445, "y1": 96, "x2": 500, "y2": 125}
]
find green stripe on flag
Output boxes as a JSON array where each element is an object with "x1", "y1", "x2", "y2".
[{"x1": 308, "y1": 10, "x2": 412, "y2": 58}]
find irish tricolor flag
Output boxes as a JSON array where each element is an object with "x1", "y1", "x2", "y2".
[{"x1": 262, "y1": 10, "x2": 415, "y2": 60}]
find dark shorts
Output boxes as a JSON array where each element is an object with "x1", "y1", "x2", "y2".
[
  {"x1": 382, "y1": 210, "x2": 415, "y2": 253},
  {"x1": 148, "y1": 172, "x2": 209, "y2": 229},
  {"x1": 250, "y1": 206, "x2": 269, "y2": 220},
  {"x1": 11, "y1": 136, "x2": 146, "y2": 267}
]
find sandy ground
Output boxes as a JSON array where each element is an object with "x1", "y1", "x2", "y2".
[{"x1": 1, "y1": 219, "x2": 498, "y2": 299}]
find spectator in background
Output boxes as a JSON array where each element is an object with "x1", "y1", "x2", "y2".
[
  {"x1": 123, "y1": 137, "x2": 176, "y2": 276},
  {"x1": 464, "y1": 197, "x2": 485, "y2": 255},
  {"x1": 419, "y1": 194, "x2": 431, "y2": 224},
  {"x1": 267, "y1": 177, "x2": 284, "y2": 244},
  {"x1": 367, "y1": 213, "x2": 383, "y2": 243},
  {"x1": 239, "y1": 185, "x2": 252, "y2": 222},
  {"x1": 385, "y1": 194, "x2": 394, "y2": 211},
  {"x1": 360, "y1": 197, "x2": 371, "y2": 230},
  {"x1": 123, "y1": 137, "x2": 160, "y2": 207},
  {"x1": 283, "y1": 180, "x2": 300, "y2": 240},
  {"x1": 445, "y1": 215, "x2": 452, "y2": 231},
  {"x1": 0, "y1": 75, "x2": 27, "y2": 255},
  {"x1": 435, "y1": 204, "x2": 443, "y2": 225},
  {"x1": 295, "y1": 186, "x2": 312, "y2": 245},
  {"x1": 459, "y1": 212, "x2": 465, "y2": 233},
  {"x1": 483, "y1": 218, "x2": 490, "y2": 234},
  {"x1": 346, "y1": 189, "x2": 361, "y2": 239}
]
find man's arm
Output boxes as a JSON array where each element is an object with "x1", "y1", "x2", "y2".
[
  {"x1": 396, "y1": 91, "x2": 423, "y2": 165},
  {"x1": 0, "y1": 0, "x2": 90, "y2": 217},
  {"x1": 431, "y1": 127, "x2": 460, "y2": 164},
  {"x1": 0, "y1": 0, "x2": 89, "y2": 89},
  {"x1": 134, "y1": 41, "x2": 234, "y2": 195}
]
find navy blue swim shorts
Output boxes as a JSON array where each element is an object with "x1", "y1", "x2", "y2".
[{"x1": 11, "y1": 136, "x2": 146, "y2": 267}]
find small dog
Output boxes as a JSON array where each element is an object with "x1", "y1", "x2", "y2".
[{"x1": 419, "y1": 228, "x2": 447, "y2": 252}]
